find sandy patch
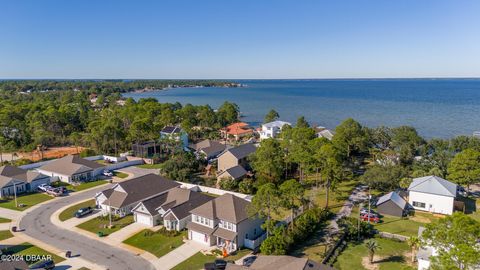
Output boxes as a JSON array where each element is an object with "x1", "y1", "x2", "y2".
[
  {"x1": 361, "y1": 255, "x2": 381, "y2": 270},
  {"x1": 409, "y1": 215, "x2": 432, "y2": 223}
]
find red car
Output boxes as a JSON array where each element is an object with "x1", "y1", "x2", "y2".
[{"x1": 360, "y1": 213, "x2": 379, "y2": 223}]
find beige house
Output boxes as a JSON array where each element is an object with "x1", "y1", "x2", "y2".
[
  {"x1": 186, "y1": 193, "x2": 265, "y2": 254},
  {"x1": 37, "y1": 155, "x2": 104, "y2": 183},
  {"x1": 217, "y1": 144, "x2": 256, "y2": 181}
]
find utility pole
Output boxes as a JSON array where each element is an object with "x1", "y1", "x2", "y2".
[
  {"x1": 368, "y1": 187, "x2": 372, "y2": 224},
  {"x1": 13, "y1": 181, "x2": 18, "y2": 208},
  {"x1": 108, "y1": 197, "x2": 112, "y2": 228}
]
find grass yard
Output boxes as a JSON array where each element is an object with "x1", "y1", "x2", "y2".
[
  {"x1": 0, "y1": 217, "x2": 11, "y2": 223},
  {"x1": 123, "y1": 229, "x2": 186, "y2": 257},
  {"x1": 0, "y1": 192, "x2": 52, "y2": 211},
  {"x1": 171, "y1": 251, "x2": 216, "y2": 270},
  {"x1": 334, "y1": 237, "x2": 415, "y2": 270},
  {"x1": 59, "y1": 199, "x2": 96, "y2": 221},
  {"x1": 306, "y1": 180, "x2": 358, "y2": 215},
  {"x1": 114, "y1": 171, "x2": 129, "y2": 179},
  {"x1": 3, "y1": 242, "x2": 65, "y2": 265},
  {"x1": 136, "y1": 163, "x2": 163, "y2": 169},
  {"x1": 225, "y1": 248, "x2": 252, "y2": 261},
  {"x1": 77, "y1": 215, "x2": 134, "y2": 236},
  {"x1": 53, "y1": 180, "x2": 108, "y2": 192},
  {"x1": 350, "y1": 207, "x2": 440, "y2": 237},
  {"x1": 0, "y1": 230, "x2": 14, "y2": 241}
]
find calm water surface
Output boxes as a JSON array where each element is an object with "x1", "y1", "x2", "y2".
[{"x1": 124, "y1": 79, "x2": 480, "y2": 138}]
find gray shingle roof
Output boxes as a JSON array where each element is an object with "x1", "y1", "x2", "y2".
[
  {"x1": 408, "y1": 175, "x2": 457, "y2": 197},
  {"x1": 219, "y1": 165, "x2": 247, "y2": 180},
  {"x1": 190, "y1": 193, "x2": 251, "y2": 224},
  {"x1": 190, "y1": 139, "x2": 226, "y2": 158},
  {"x1": 223, "y1": 143, "x2": 256, "y2": 160},
  {"x1": 39, "y1": 155, "x2": 104, "y2": 176},
  {"x1": 376, "y1": 191, "x2": 407, "y2": 209},
  {"x1": 0, "y1": 165, "x2": 48, "y2": 183}
]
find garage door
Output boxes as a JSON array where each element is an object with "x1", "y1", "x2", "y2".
[
  {"x1": 190, "y1": 230, "x2": 209, "y2": 244},
  {"x1": 135, "y1": 213, "x2": 152, "y2": 226}
]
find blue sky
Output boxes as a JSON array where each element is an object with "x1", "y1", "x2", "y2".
[{"x1": 1, "y1": 0, "x2": 480, "y2": 79}]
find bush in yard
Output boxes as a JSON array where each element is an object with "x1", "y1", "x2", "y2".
[
  {"x1": 260, "y1": 225, "x2": 290, "y2": 255},
  {"x1": 218, "y1": 178, "x2": 239, "y2": 191},
  {"x1": 337, "y1": 216, "x2": 374, "y2": 241}
]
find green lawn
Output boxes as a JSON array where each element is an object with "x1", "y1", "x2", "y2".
[
  {"x1": 123, "y1": 229, "x2": 186, "y2": 257},
  {"x1": 53, "y1": 180, "x2": 108, "y2": 192},
  {"x1": 0, "y1": 217, "x2": 11, "y2": 223},
  {"x1": 171, "y1": 251, "x2": 216, "y2": 270},
  {"x1": 0, "y1": 193, "x2": 52, "y2": 211},
  {"x1": 306, "y1": 180, "x2": 358, "y2": 215},
  {"x1": 77, "y1": 215, "x2": 134, "y2": 236},
  {"x1": 3, "y1": 242, "x2": 65, "y2": 265},
  {"x1": 59, "y1": 199, "x2": 96, "y2": 221},
  {"x1": 0, "y1": 230, "x2": 14, "y2": 241},
  {"x1": 334, "y1": 237, "x2": 415, "y2": 270},
  {"x1": 225, "y1": 248, "x2": 252, "y2": 261},
  {"x1": 114, "y1": 171, "x2": 129, "y2": 179},
  {"x1": 136, "y1": 163, "x2": 163, "y2": 169},
  {"x1": 350, "y1": 207, "x2": 440, "y2": 237}
]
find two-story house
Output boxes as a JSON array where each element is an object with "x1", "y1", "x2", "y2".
[
  {"x1": 259, "y1": 120, "x2": 291, "y2": 140},
  {"x1": 217, "y1": 143, "x2": 256, "y2": 181},
  {"x1": 95, "y1": 173, "x2": 180, "y2": 216},
  {"x1": 160, "y1": 126, "x2": 189, "y2": 149},
  {"x1": 407, "y1": 175, "x2": 458, "y2": 215},
  {"x1": 186, "y1": 193, "x2": 265, "y2": 254}
]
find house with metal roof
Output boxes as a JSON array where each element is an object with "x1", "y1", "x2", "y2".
[
  {"x1": 186, "y1": 193, "x2": 265, "y2": 254},
  {"x1": 37, "y1": 155, "x2": 104, "y2": 183},
  {"x1": 407, "y1": 175, "x2": 458, "y2": 215},
  {"x1": 376, "y1": 191, "x2": 408, "y2": 217}
]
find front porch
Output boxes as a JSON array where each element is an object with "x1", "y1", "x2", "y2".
[{"x1": 216, "y1": 236, "x2": 237, "y2": 255}]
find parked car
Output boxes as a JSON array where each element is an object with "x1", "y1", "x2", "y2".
[
  {"x1": 243, "y1": 256, "x2": 257, "y2": 267},
  {"x1": 103, "y1": 170, "x2": 113, "y2": 177},
  {"x1": 204, "y1": 259, "x2": 228, "y2": 270},
  {"x1": 74, "y1": 207, "x2": 93, "y2": 218},
  {"x1": 360, "y1": 208, "x2": 376, "y2": 215},
  {"x1": 47, "y1": 188, "x2": 65, "y2": 197},
  {"x1": 37, "y1": 184, "x2": 52, "y2": 192},
  {"x1": 360, "y1": 213, "x2": 380, "y2": 223},
  {"x1": 28, "y1": 259, "x2": 55, "y2": 270}
]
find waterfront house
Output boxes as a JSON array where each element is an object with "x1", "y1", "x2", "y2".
[
  {"x1": 189, "y1": 139, "x2": 226, "y2": 160},
  {"x1": 217, "y1": 143, "x2": 256, "y2": 181},
  {"x1": 186, "y1": 193, "x2": 265, "y2": 254},
  {"x1": 132, "y1": 187, "x2": 214, "y2": 229},
  {"x1": 259, "y1": 120, "x2": 291, "y2": 140},
  {"x1": 220, "y1": 122, "x2": 254, "y2": 141},
  {"x1": 95, "y1": 173, "x2": 180, "y2": 217},
  {"x1": 376, "y1": 191, "x2": 408, "y2": 217},
  {"x1": 407, "y1": 175, "x2": 458, "y2": 215},
  {"x1": 37, "y1": 155, "x2": 104, "y2": 183}
]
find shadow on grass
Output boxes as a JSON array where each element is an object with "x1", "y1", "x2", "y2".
[
  {"x1": 374, "y1": 255, "x2": 405, "y2": 264},
  {"x1": 288, "y1": 221, "x2": 330, "y2": 258},
  {"x1": 2, "y1": 243, "x2": 33, "y2": 254}
]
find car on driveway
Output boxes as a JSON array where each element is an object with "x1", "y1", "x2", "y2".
[
  {"x1": 103, "y1": 170, "x2": 113, "y2": 177},
  {"x1": 360, "y1": 213, "x2": 380, "y2": 223},
  {"x1": 28, "y1": 259, "x2": 55, "y2": 270},
  {"x1": 37, "y1": 184, "x2": 52, "y2": 192},
  {"x1": 75, "y1": 207, "x2": 93, "y2": 218},
  {"x1": 242, "y1": 256, "x2": 257, "y2": 266},
  {"x1": 360, "y1": 208, "x2": 376, "y2": 215}
]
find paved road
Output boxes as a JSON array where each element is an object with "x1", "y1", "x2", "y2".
[{"x1": 19, "y1": 185, "x2": 155, "y2": 270}]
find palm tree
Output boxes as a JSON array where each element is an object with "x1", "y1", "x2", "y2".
[
  {"x1": 365, "y1": 239, "x2": 380, "y2": 264},
  {"x1": 407, "y1": 236, "x2": 420, "y2": 263}
]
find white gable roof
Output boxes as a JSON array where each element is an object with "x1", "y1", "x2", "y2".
[
  {"x1": 376, "y1": 191, "x2": 407, "y2": 209},
  {"x1": 408, "y1": 175, "x2": 457, "y2": 197},
  {"x1": 262, "y1": 120, "x2": 291, "y2": 129}
]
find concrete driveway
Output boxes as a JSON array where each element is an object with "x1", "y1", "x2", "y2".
[
  {"x1": 19, "y1": 184, "x2": 155, "y2": 270},
  {"x1": 153, "y1": 240, "x2": 208, "y2": 270},
  {"x1": 118, "y1": 166, "x2": 159, "y2": 178}
]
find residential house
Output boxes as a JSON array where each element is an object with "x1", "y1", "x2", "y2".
[
  {"x1": 37, "y1": 155, "x2": 104, "y2": 183},
  {"x1": 0, "y1": 165, "x2": 50, "y2": 192},
  {"x1": 132, "y1": 141, "x2": 161, "y2": 158},
  {"x1": 189, "y1": 139, "x2": 226, "y2": 160},
  {"x1": 95, "y1": 173, "x2": 180, "y2": 217},
  {"x1": 314, "y1": 126, "x2": 335, "y2": 140},
  {"x1": 132, "y1": 187, "x2": 214, "y2": 230},
  {"x1": 186, "y1": 193, "x2": 265, "y2": 254},
  {"x1": 376, "y1": 191, "x2": 408, "y2": 217},
  {"x1": 408, "y1": 175, "x2": 458, "y2": 215},
  {"x1": 0, "y1": 175, "x2": 27, "y2": 199},
  {"x1": 225, "y1": 255, "x2": 336, "y2": 270},
  {"x1": 259, "y1": 120, "x2": 291, "y2": 140},
  {"x1": 220, "y1": 122, "x2": 254, "y2": 141},
  {"x1": 160, "y1": 126, "x2": 189, "y2": 149},
  {"x1": 217, "y1": 143, "x2": 256, "y2": 181}
]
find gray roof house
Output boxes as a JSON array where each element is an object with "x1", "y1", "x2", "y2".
[
  {"x1": 37, "y1": 155, "x2": 104, "y2": 183},
  {"x1": 0, "y1": 165, "x2": 50, "y2": 192},
  {"x1": 186, "y1": 193, "x2": 265, "y2": 254},
  {"x1": 132, "y1": 187, "x2": 214, "y2": 230},
  {"x1": 407, "y1": 175, "x2": 459, "y2": 215},
  {"x1": 189, "y1": 139, "x2": 226, "y2": 160},
  {"x1": 376, "y1": 191, "x2": 408, "y2": 217},
  {"x1": 217, "y1": 143, "x2": 256, "y2": 181},
  {"x1": 95, "y1": 173, "x2": 180, "y2": 216}
]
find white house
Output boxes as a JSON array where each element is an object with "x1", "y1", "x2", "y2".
[
  {"x1": 131, "y1": 187, "x2": 213, "y2": 230},
  {"x1": 407, "y1": 175, "x2": 458, "y2": 215},
  {"x1": 314, "y1": 126, "x2": 335, "y2": 140},
  {"x1": 186, "y1": 193, "x2": 265, "y2": 254},
  {"x1": 37, "y1": 155, "x2": 104, "y2": 183},
  {"x1": 259, "y1": 120, "x2": 291, "y2": 140}
]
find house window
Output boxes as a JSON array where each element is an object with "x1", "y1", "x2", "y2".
[
  {"x1": 220, "y1": 220, "x2": 234, "y2": 231},
  {"x1": 413, "y1": 201, "x2": 426, "y2": 208}
]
